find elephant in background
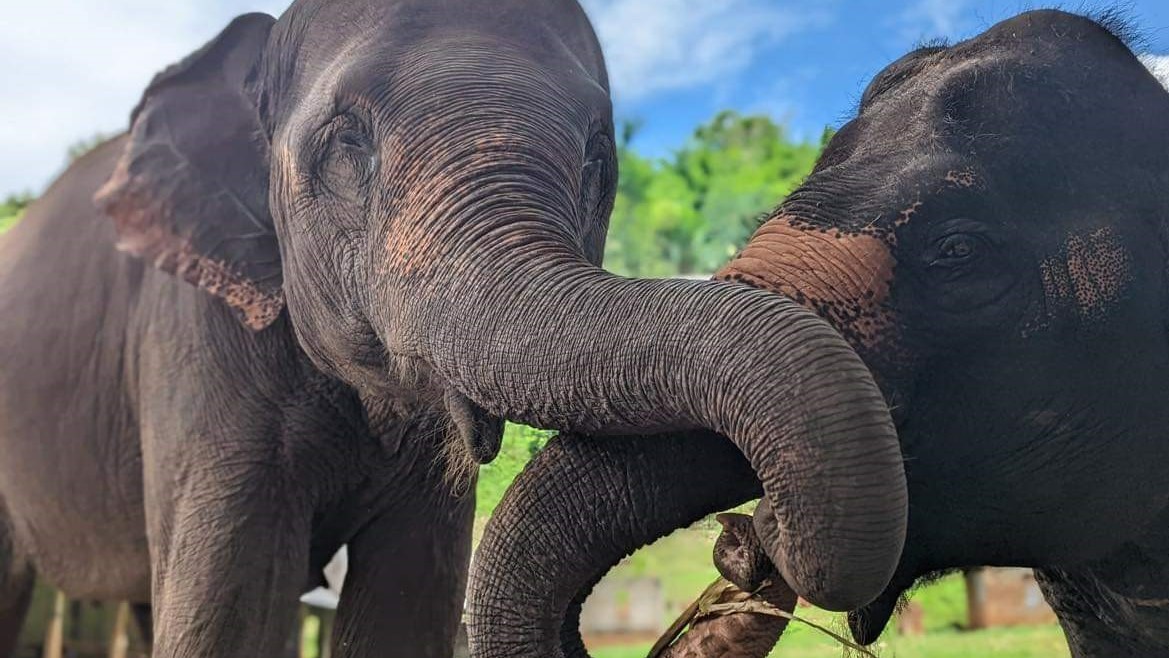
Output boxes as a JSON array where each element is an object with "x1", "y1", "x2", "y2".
[
  {"x1": 0, "y1": 0, "x2": 908, "y2": 656},
  {"x1": 468, "y1": 10, "x2": 1169, "y2": 658}
]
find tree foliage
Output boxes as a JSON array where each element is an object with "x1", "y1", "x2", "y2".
[
  {"x1": 603, "y1": 111, "x2": 823, "y2": 277},
  {"x1": 1, "y1": 133, "x2": 111, "y2": 234},
  {"x1": 0, "y1": 192, "x2": 33, "y2": 233}
]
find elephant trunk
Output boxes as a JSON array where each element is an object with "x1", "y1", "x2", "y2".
[
  {"x1": 394, "y1": 248, "x2": 906, "y2": 609},
  {"x1": 468, "y1": 431, "x2": 760, "y2": 658},
  {"x1": 369, "y1": 72, "x2": 905, "y2": 617}
]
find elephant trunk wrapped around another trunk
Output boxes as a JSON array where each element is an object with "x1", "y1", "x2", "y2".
[
  {"x1": 449, "y1": 246, "x2": 907, "y2": 656},
  {"x1": 409, "y1": 262, "x2": 906, "y2": 606},
  {"x1": 356, "y1": 93, "x2": 906, "y2": 618}
]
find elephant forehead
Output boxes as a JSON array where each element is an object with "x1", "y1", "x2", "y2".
[{"x1": 716, "y1": 218, "x2": 896, "y2": 349}]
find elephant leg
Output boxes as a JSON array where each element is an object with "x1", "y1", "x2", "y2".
[
  {"x1": 1038, "y1": 566, "x2": 1169, "y2": 657},
  {"x1": 332, "y1": 470, "x2": 476, "y2": 658},
  {"x1": 145, "y1": 457, "x2": 313, "y2": 658},
  {"x1": 0, "y1": 518, "x2": 33, "y2": 658}
]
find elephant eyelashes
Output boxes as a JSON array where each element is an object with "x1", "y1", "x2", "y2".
[
  {"x1": 927, "y1": 232, "x2": 987, "y2": 271},
  {"x1": 936, "y1": 234, "x2": 977, "y2": 262}
]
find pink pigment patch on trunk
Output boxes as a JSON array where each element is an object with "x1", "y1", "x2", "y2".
[{"x1": 716, "y1": 218, "x2": 897, "y2": 351}]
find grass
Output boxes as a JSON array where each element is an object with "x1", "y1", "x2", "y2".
[
  {"x1": 0, "y1": 212, "x2": 18, "y2": 232},
  {"x1": 586, "y1": 573, "x2": 1068, "y2": 657},
  {"x1": 591, "y1": 624, "x2": 1069, "y2": 657}
]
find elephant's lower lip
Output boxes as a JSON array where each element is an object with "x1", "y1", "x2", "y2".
[{"x1": 847, "y1": 580, "x2": 908, "y2": 645}]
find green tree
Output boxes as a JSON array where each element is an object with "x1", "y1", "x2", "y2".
[
  {"x1": 604, "y1": 111, "x2": 822, "y2": 277},
  {"x1": 475, "y1": 424, "x2": 551, "y2": 521},
  {"x1": 0, "y1": 192, "x2": 34, "y2": 233},
  {"x1": 1, "y1": 132, "x2": 112, "y2": 234}
]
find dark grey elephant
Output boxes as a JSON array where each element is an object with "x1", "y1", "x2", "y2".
[
  {"x1": 0, "y1": 0, "x2": 908, "y2": 656},
  {"x1": 468, "y1": 10, "x2": 1169, "y2": 658}
]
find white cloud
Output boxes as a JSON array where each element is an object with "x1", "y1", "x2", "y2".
[
  {"x1": 580, "y1": 0, "x2": 832, "y2": 104},
  {"x1": 0, "y1": 0, "x2": 288, "y2": 193},
  {"x1": 1141, "y1": 54, "x2": 1169, "y2": 90},
  {"x1": 894, "y1": 0, "x2": 969, "y2": 45}
]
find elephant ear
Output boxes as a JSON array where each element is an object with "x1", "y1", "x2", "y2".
[{"x1": 95, "y1": 13, "x2": 283, "y2": 331}]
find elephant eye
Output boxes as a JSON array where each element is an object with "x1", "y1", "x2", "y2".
[
  {"x1": 579, "y1": 133, "x2": 613, "y2": 220},
  {"x1": 929, "y1": 232, "x2": 984, "y2": 268},
  {"x1": 317, "y1": 114, "x2": 376, "y2": 199},
  {"x1": 337, "y1": 129, "x2": 369, "y2": 151}
]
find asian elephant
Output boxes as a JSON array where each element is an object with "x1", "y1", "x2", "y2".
[
  {"x1": 468, "y1": 10, "x2": 1169, "y2": 658},
  {"x1": 0, "y1": 0, "x2": 909, "y2": 656}
]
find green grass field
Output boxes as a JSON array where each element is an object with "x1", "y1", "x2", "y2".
[
  {"x1": 589, "y1": 569, "x2": 1067, "y2": 657},
  {"x1": 591, "y1": 624, "x2": 1069, "y2": 658}
]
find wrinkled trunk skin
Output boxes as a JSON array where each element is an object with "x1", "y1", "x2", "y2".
[
  {"x1": 365, "y1": 59, "x2": 903, "y2": 649},
  {"x1": 468, "y1": 431, "x2": 760, "y2": 658},
  {"x1": 410, "y1": 254, "x2": 906, "y2": 611},
  {"x1": 468, "y1": 367, "x2": 900, "y2": 658}
]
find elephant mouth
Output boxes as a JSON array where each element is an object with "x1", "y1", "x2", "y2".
[
  {"x1": 847, "y1": 577, "x2": 909, "y2": 645},
  {"x1": 848, "y1": 564, "x2": 952, "y2": 645}
]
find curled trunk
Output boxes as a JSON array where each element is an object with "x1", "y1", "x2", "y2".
[
  {"x1": 395, "y1": 251, "x2": 906, "y2": 611},
  {"x1": 467, "y1": 431, "x2": 760, "y2": 658},
  {"x1": 467, "y1": 417, "x2": 897, "y2": 656},
  {"x1": 373, "y1": 103, "x2": 905, "y2": 646}
]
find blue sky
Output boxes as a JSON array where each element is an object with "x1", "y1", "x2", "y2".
[
  {"x1": 4, "y1": 1, "x2": 1169, "y2": 192},
  {"x1": 604, "y1": 0, "x2": 1169, "y2": 156}
]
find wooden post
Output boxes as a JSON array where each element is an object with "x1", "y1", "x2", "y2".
[
  {"x1": 108, "y1": 602, "x2": 131, "y2": 658},
  {"x1": 965, "y1": 568, "x2": 987, "y2": 630},
  {"x1": 44, "y1": 591, "x2": 65, "y2": 658}
]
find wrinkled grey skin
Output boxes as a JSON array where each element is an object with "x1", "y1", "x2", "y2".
[
  {"x1": 470, "y1": 10, "x2": 1169, "y2": 658},
  {"x1": 0, "y1": 1, "x2": 907, "y2": 656}
]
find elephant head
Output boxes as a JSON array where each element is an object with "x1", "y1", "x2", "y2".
[
  {"x1": 94, "y1": 0, "x2": 905, "y2": 616},
  {"x1": 468, "y1": 9, "x2": 1169, "y2": 655}
]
